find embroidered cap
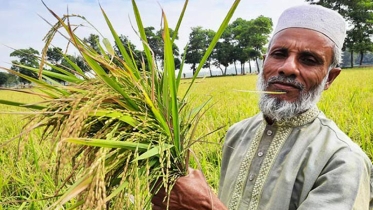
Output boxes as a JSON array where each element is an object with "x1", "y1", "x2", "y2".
[{"x1": 273, "y1": 4, "x2": 346, "y2": 49}]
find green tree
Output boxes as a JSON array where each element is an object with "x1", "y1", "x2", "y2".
[
  {"x1": 0, "y1": 72, "x2": 8, "y2": 87},
  {"x1": 145, "y1": 26, "x2": 181, "y2": 70},
  {"x1": 46, "y1": 47, "x2": 64, "y2": 84},
  {"x1": 362, "y1": 52, "x2": 373, "y2": 64},
  {"x1": 59, "y1": 54, "x2": 90, "y2": 73},
  {"x1": 83, "y1": 34, "x2": 101, "y2": 54},
  {"x1": 245, "y1": 16, "x2": 272, "y2": 73},
  {"x1": 305, "y1": 0, "x2": 350, "y2": 14},
  {"x1": 113, "y1": 35, "x2": 144, "y2": 69},
  {"x1": 5, "y1": 73, "x2": 18, "y2": 87},
  {"x1": 46, "y1": 46, "x2": 90, "y2": 73},
  {"x1": 74, "y1": 55, "x2": 90, "y2": 72},
  {"x1": 213, "y1": 40, "x2": 234, "y2": 75},
  {"x1": 217, "y1": 23, "x2": 239, "y2": 75},
  {"x1": 46, "y1": 47, "x2": 63, "y2": 64},
  {"x1": 229, "y1": 16, "x2": 272, "y2": 74},
  {"x1": 145, "y1": 26, "x2": 163, "y2": 62},
  {"x1": 202, "y1": 29, "x2": 216, "y2": 76},
  {"x1": 158, "y1": 28, "x2": 182, "y2": 71},
  {"x1": 247, "y1": 48, "x2": 261, "y2": 73},
  {"x1": 306, "y1": 0, "x2": 373, "y2": 67},
  {"x1": 10, "y1": 48, "x2": 40, "y2": 85},
  {"x1": 229, "y1": 18, "x2": 251, "y2": 74},
  {"x1": 46, "y1": 47, "x2": 90, "y2": 84},
  {"x1": 185, "y1": 27, "x2": 215, "y2": 75},
  {"x1": 348, "y1": 0, "x2": 373, "y2": 66}
]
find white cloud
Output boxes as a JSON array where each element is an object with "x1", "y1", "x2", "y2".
[{"x1": 0, "y1": 0, "x2": 306, "y2": 70}]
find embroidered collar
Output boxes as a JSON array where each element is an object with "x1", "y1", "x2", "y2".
[{"x1": 267, "y1": 106, "x2": 320, "y2": 127}]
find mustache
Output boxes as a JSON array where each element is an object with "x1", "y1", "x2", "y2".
[{"x1": 266, "y1": 75, "x2": 305, "y2": 90}]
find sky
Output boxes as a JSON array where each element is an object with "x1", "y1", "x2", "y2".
[{"x1": 0, "y1": 0, "x2": 307, "y2": 71}]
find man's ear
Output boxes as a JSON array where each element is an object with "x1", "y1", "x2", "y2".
[{"x1": 324, "y1": 67, "x2": 341, "y2": 90}]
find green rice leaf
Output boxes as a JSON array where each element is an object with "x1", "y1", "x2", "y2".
[
  {"x1": 15, "y1": 63, "x2": 83, "y2": 84},
  {"x1": 172, "y1": 0, "x2": 189, "y2": 43},
  {"x1": 0, "y1": 67, "x2": 68, "y2": 97},
  {"x1": 43, "y1": 47, "x2": 87, "y2": 78},
  {"x1": 100, "y1": 6, "x2": 140, "y2": 78},
  {"x1": 79, "y1": 50, "x2": 139, "y2": 111},
  {"x1": 96, "y1": 38, "x2": 111, "y2": 61},
  {"x1": 65, "y1": 138, "x2": 150, "y2": 151},
  {"x1": 162, "y1": 11, "x2": 181, "y2": 154},
  {"x1": 103, "y1": 38, "x2": 114, "y2": 57},
  {"x1": 60, "y1": 53, "x2": 87, "y2": 78},
  {"x1": 141, "y1": 91, "x2": 171, "y2": 136},
  {"x1": 44, "y1": 62, "x2": 79, "y2": 78},
  {"x1": 105, "y1": 181, "x2": 128, "y2": 202},
  {"x1": 131, "y1": 0, "x2": 155, "y2": 73},
  {"x1": 89, "y1": 110, "x2": 139, "y2": 127},
  {"x1": 133, "y1": 144, "x2": 173, "y2": 161},
  {"x1": 176, "y1": 44, "x2": 188, "y2": 92},
  {"x1": 50, "y1": 174, "x2": 93, "y2": 208},
  {"x1": 66, "y1": 200, "x2": 85, "y2": 210},
  {"x1": 0, "y1": 99, "x2": 45, "y2": 110}
]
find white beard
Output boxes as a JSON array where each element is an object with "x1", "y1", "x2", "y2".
[{"x1": 257, "y1": 72, "x2": 328, "y2": 121}]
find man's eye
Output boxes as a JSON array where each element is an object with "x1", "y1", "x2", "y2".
[
  {"x1": 300, "y1": 57, "x2": 317, "y2": 65},
  {"x1": 271, "y1": 51, "x2": 286, "y2": 57}
]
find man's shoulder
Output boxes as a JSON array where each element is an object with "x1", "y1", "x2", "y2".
[{"x1": 315, "y1": 112, "x2": 370, "y2": 162}]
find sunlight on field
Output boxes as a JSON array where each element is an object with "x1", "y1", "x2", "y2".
[
  {"x1": 0, "y1": 91, "x2": 57, "y2": 208},
  {"x1": 320, "y1": 69, "x2": 373, "y2": 158},
  {"x1": 1, "y1": 68, "x2": 372, "y2": 207}
]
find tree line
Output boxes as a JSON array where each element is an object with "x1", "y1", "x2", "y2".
[
  {"x1": 2, "y1": 15, "x2": 272, "y2": 87},
  {"x1": 2, "y1": 0, "x2": 372, "y2": 87}
]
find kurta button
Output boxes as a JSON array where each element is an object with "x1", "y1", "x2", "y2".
[
  {"x1": 249, "y1": 174, "x2": 255, "y2": 181},
  {"x1": 258, "y1": 151, "x2": 264, "y2": 157},
  {"x1": 267, "y1": 130, "x2": 273, "y2": 136}
]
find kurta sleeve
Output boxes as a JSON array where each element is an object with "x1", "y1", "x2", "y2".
[{"x1": 297, "y1": 148, "x2": 372, "y2": 210}]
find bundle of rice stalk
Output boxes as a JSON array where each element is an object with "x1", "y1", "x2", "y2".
[{"x1": 0, "y1": 0, "x2": 241, "y2": 209}]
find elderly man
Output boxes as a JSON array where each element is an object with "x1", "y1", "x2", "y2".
[{"x1": 152, "y1": 4, "x2": 373, "y2": 210}]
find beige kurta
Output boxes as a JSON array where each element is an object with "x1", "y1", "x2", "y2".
[{"x1": 218, "y1": 106, "x2": 373, "y2": 210}]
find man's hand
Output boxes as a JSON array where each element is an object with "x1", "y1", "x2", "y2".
[{"x1": 151, "y1": 168, "x2": 227, "y2": 210}]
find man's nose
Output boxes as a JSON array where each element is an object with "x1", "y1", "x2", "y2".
[{"x1": 278, "y1": 56, "x2": 299, "y2": 78}]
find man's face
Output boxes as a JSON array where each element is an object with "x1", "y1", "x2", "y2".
[{"x1": 258, "y1": 28, "x2": 338, "y2": 121}]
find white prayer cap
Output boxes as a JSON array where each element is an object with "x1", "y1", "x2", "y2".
[{"x1": 273, "y1": 4, "x2": 346, "y2": 49}]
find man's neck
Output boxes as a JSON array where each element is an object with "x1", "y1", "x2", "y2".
[
  {"x1": 264, "y1": 116, "x2": 275, "y2": 125},
  {"x1": 262, "y1": 107, "x2": 319, "y2": 127}
]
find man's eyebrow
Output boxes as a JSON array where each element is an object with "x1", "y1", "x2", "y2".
[{"x1": 269, "y1": 46, "x2": 288, "y2": 52}]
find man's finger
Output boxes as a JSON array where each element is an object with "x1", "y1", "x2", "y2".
[{"x1": 152, "y1": 204, "x2": 164, "y2": 210}]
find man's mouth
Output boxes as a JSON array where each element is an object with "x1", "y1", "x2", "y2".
[{"x1": 269, "y1": 82, "x2": 302, "y2": 91}]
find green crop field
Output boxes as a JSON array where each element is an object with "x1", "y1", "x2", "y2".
[{"x1": 1, "y1": 68, "x2": 372, "y2": 208}]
